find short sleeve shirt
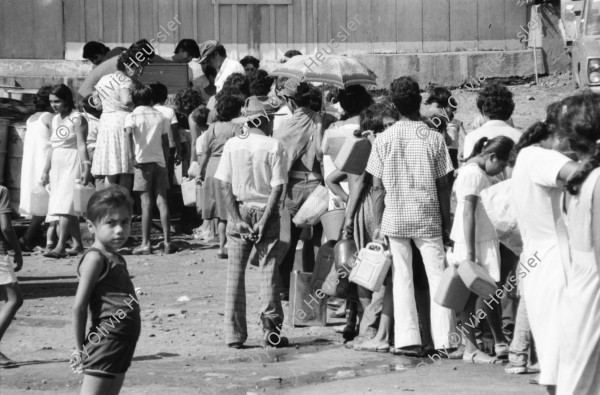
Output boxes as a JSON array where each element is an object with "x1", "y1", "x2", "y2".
[
  {"x1": 512, "y1": 146, "x2": 572, "y2": 243},
  {"x1": 123, "y1": 106, "x2": 168, "y2": 167},
  {"x1": 365, "y1": 120, "x2": 454, "y2": 238},
  {"x1": 450, "y1": 163, "x2": 496, "y2": 243},
  {"x1": 214, "y1": 131, "x2": 288, "y2": 207},
  {"x1": 153, "y1": 104, "x2": 178, "y2": 148}
]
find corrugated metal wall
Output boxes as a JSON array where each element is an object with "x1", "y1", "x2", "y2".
[{"x1": 0, "y1": 0, "x2": 528, "y2": 60}]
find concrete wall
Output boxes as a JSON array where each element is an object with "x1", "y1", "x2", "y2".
[{"x1": 0, "y1": 49, "x2": 544, "y2": 95}]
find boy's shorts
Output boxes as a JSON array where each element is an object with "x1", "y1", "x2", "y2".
[
  {"x1": 82, "y1": 336, "x2": 138, "y2": 377},
  {"x1": 0, "y1": 256, "x2": 17, "y2": 285},
  {"x1": 133, "y1": 163, "x2": 168, "y2": 193}
]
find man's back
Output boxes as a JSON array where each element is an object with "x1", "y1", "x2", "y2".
[
  {"x1": 215, "y1": 132, "x2": 287, "y2": 207},
  {"x1": 463, "y1": 120, "x2": 522, "y2": 159},
  {"x1": 365, "y1": 120, "x2": 453, "y2": 239}
]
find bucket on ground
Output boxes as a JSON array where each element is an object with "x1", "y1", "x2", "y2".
[{"x1": 320, "y1": 208, "x2": 346, "y2": 241}]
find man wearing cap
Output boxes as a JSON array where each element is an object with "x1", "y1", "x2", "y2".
[
  {"x1": 197, "y1": 40, "x2": 245, "y2": 93},
  {"x1": 214, "y1": 96, "x2": 289, "y2": 349}
]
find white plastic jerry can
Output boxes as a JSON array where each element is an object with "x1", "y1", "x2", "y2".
[{"x1": 349, "y1": 242, "x2": 392, "y2": 292}]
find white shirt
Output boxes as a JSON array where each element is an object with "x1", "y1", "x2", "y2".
[
  {"x1": 463, "y1": 120, "x2": 522, "y2": 159},
  {"x1": 153, "y1": 104, "x2": 178, "y2": 148},
  {"x1": 214, "y1": 131, "x2": 288, "y2": 207},
  {"x1": 215, "y1": 57, "x2": 245, "y2": 93},
  {"x1": 124, "y1": 106, "x2": 168, "y2": 167},
  {"x1": 450, "y1": 163, "x2": 496, "y2": 243}
]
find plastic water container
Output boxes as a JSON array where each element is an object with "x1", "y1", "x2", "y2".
[
  {"x1": 181, "y1": 178, "x2": 196, "y2": 207},
  {"x1": 320, "y1": 209, "x2": 345, "y2": 241},
  {"x1": 333, "y1": 135, "x2": 372, "y2": 175},
  {"x1": 434, "y1": 265, "x2": 471, "y2": 311},
  {"x1": 30, "y1": 183, "x2": 50, "y2": 216},
  {"x1": 74, "y1": 180, "x2": 96, "y2": 217},
  {"x1": 349, "y1": 242, "x2": 392, "y2": 292},
  {"x1": 457, "y1": 260, "x2": 498, "y2": 298}
]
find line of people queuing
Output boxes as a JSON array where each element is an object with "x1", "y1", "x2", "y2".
[{"x1": 0, "y1": 36, "x2": 598, "y2": 395}]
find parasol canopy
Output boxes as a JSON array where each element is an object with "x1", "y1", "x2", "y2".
[{"x1": 270, "y1": 54, "x2": 377, "y2": 89}]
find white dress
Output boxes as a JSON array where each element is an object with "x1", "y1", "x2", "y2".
[
  {"x1": 450, "y1": 163, "x2": 500, "y2": 281},
  {"x1": 511, "y1": 146, "x2": 572, "y2": 386},
  {"x1": 558, "y1": 168, "x2": 600, "y2": 395},
  {"x1": 19, "y1": 112, "x2": 52, "y2": 216},
  {"x1": 48, "y1": 110, "x2": 82, "y2": 216}
]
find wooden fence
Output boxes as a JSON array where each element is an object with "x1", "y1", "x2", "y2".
[{"x1": 0, "y1": 0, "x2": 528, "y2": 60}]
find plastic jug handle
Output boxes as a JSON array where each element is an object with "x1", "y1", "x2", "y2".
[{"x1": 365, "y1": 242, "x2": 383, "y2": 252}]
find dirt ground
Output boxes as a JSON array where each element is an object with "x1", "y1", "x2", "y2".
[{"x1": 0, "y1": 75, "x2": 574, "y2": 395}]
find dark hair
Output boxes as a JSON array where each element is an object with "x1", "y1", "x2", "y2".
[
  {"x1": 174, "y1": 39, "x2": 200, "y2": 58},
  {"x1": 79, "y1": 94, "x2": 102, "y2": 118},
  {"x1": 389, "y1": 76, "x2": 422, "y2": 116},
  {"x1": 476, "y1": 83, "x2": 515, "y2": 121},
  {"x1": 337, "y1": 85, "x2": 374, "y2": 118},
  {"x1": 240, "y1": 55, "x2": 260, "y2": 69},
  {"x1": 215, "y1": 96, "x2": 244, "y2": 122},
  {"x1": 149, "y1": 82, "x2": 169, "y2": 104},
  {"x1": 192, "y1": 105, "x2": 210, "y2": 127},
  {"x1": 117, "y1": 40, "x2": 155, "y2": 72},
  {"x1": 34, "y1": 85, "x2": 54, "y2": 112},
  {"x1": 308, "y1": 85, "x2": 323, "y2": 112},
  {"x1": 515, "y1": 121, "x2": 551, "y2": 154},
  {"x1": 131, "y1": 83, "x2": 153, "y2": 107},
  {"x1": 214, "y1": 44, "x2": 227, "y2": 58},
  {"x1": 515, "y1": 101, "x2": 564, "y2": 155},
  {"x1": 469, "y1": 136, "x2": 514, "y2": 161},
  {"x1": 425, "y1": 86, "x2": 453, "y2": 108},
  {"x1": 175, "y1": 89, "x2": 204, "y2": 116},
  {"x1": 87, "y1": 186, "x2": 133, "y2": 224},
  {"x1": 50, "y1": 84, "x2": 75, "y2": 110},
  {"x1": 288, "y1": 81, "x2": 315, "y2": 109},
  {"x1": 284, "y1": 50, "x2": 302, "y2": 58},
  {"x1": 249, "y1": 70, "x2": 274, "y2": 96},
  {"x1": 358, "y1": 102, "x2": 400, "y2": 136},
  {"x1": 220, "y1": 73, "x2": 250, "y2": 99},
  {"x1": 83, "y1": 41, "x2": 109, "y2": 60},
  {"x1": 556, "y1": 93, "x2": 600, "y2": 194}
]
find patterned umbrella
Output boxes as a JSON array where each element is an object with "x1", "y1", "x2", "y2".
[{"x1": 270, "y1": 55, "x2": 377, "y2": 88}]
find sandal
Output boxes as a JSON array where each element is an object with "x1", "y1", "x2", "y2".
[
  {"x1": 494, "y1": 342, "x2": 509, "y2": 359},
  {"x1": 447, "y1": 345, "x2": 465, "y2": 359},
  {"x1": 66, "y1": 247, "x2": 85, "y2": 256},
  {"x1": 463, "y1": 350, "x2": 503, "y2": 364},
  {"x1": 353, "y1": 341, "x2": 390, "y2": 353},
  {"x1": 42, "y1": 250, "x2": 67, "y2": 259},
  {"x1": 391, "y1": 346, "x2": 422, "y2": 357}
]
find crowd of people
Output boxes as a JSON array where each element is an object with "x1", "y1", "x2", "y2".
[{"x1": 0, "y1": 36, "x2": 598, "y2": 395}]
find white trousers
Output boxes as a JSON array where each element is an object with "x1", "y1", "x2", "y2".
[{"x1": 388, "y1": 236, "x2": 455, "y2": 349}]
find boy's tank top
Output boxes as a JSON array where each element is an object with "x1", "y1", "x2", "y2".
[{"x1": 77, "y1": 248, "x2": 141, "y2": 338}]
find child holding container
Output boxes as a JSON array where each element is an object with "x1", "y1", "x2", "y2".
[{"x1": 450, "y1": 136, "x2": 513, "y2": 364}]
